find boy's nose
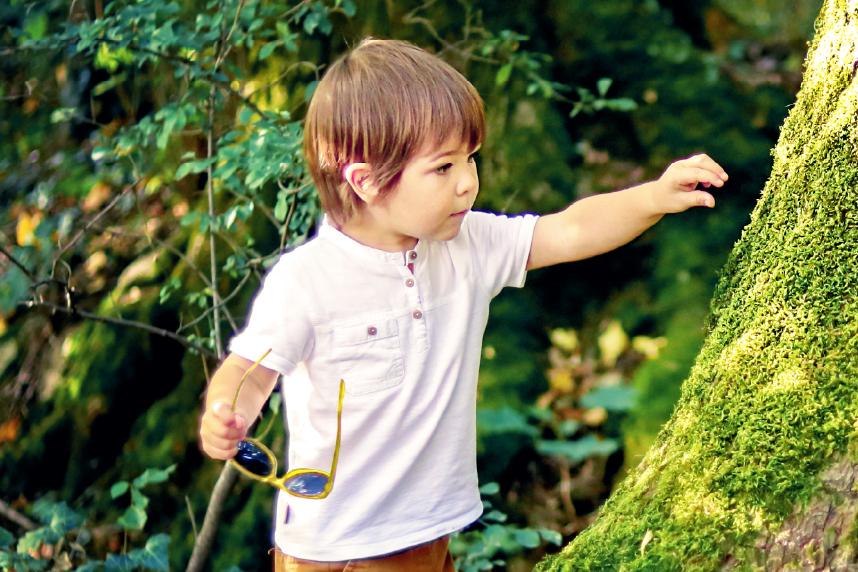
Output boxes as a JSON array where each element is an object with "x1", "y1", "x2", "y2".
[{"x1": 456, "y1": 169, "x2": 478, "y2": 196}]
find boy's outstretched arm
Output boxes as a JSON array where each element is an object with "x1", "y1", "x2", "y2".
[
  {"x1": 199, "y1": 353, "x2": 280, "y2": 460},
  {"x1": 527, "y1": 154, "x2": 728, "y2": 271}
]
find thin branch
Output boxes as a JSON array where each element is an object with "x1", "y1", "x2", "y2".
[
  {"x1": 20, "y1": 300, "x2": 217, "y2": 359},
  {"x1": 0, "y1": 498, "x2": 37, "y2": 531},
  {"x1": 54, "y1": 184, "x2": 135, "y2": 262},
  {"x1": 177, "y1": 270, "x2": 251, "y2": 334},
  {"x1": 0, "y1": 244, "x2": 36, "y2": 281}
]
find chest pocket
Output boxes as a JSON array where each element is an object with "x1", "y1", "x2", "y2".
[{"x1": 328, "y1": 318, "x2": 405, "y2": 396}]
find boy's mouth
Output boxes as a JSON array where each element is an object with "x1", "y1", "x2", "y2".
[{"x1": 450, "y1": 209, "x2": 469, "y2": 217}]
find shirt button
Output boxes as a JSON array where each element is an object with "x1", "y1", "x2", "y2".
[
  {"x1": 412, "y1": 310, "x2": 423, "y2": 320},
  {"x1": 409, "y1": 251, "x2": 417, "y2": 260},
  {"x1": 367, "y1": 326, "x2": 378, "y2": 336},
  {"x1": 405, "y1": 278, "x2": 415, "y2": 288}
]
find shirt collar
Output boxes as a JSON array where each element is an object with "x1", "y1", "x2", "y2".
[{"x1": 317, "y1": 215, "x2": 424, "y2": 266}]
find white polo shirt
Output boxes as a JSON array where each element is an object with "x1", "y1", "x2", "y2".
[{"x1": 228, "y1": 210, "x2": 538, "y2": 561}]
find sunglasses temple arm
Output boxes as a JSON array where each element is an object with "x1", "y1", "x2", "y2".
[
  {"x1": 231, "y1": 348, "x2": 274, "y2": 412},
  {"x1": 324, "y1": 379, "x2": 346, "y2": 495}
]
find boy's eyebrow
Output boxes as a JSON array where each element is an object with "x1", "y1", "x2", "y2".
[
  {"x1": 426, "y1": 149, "x2": 459, "y2": 162},
  {"x1": 426, "y1": 146, "x2": 481, "y2": 162}
]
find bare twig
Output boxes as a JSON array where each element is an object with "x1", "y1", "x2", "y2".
[
  {"x1": 54, "y1": 184, "x2": 135, "y2": 262},
  {"x1": 177, "y1": 271, "x2": 251, "y2": 334},
  {"x1": 0, "y1": 498, "x2": 37, "y2": 531},
  {"x1": 20, "y1": 300, "x2": 217, "y2": 359},
  {"x1": 0, "y1": 244, "x2": 36, "y2": 281},
  {"x1": 185, "y1": 4, "x2": 246, "y2": 570}
]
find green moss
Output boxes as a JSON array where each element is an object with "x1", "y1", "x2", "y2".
[{"x1": 538, "y1": 0, "x2": 858, "y2": 569}]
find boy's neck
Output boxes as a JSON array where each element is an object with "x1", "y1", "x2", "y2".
[{"x1": 338, "y1": 215, "x2": 418, "y2": 253}]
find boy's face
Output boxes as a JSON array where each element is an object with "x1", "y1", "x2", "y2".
[{"x1": 369, "y1": 137, "x2": 480, "y2": 249}]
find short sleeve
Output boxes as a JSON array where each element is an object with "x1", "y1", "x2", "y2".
[
  {"x1": 463, "y1": 210, "x2": 539, "y2": 298},
  {"x1": 227, "y1": 256, "x2": 313, "y2": 376}
]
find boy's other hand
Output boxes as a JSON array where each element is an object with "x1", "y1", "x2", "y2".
[
  {"x1": 199, "y1": 401, "x2": 248, "y2": 460},
  {"x1": 653, "y1": 153, "x2": 728, "y2": 213}
]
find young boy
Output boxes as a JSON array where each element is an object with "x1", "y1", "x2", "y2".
[{"x1": 198, "y1": 38, "x2": 727, "y2": 570}]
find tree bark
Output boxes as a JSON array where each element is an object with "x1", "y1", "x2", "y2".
[{"x1": 538, "y1": 0, "x2": 858, "y2": 569}]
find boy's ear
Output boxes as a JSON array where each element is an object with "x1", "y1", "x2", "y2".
[{"x1": 343, "y1": 163, "x2": 379, "y2": 204}]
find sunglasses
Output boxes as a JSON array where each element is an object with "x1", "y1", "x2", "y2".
[{"x1": 227, "y1": 349, "x2": 345, "y2": 499}]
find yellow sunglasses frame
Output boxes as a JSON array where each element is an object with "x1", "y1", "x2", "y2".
[{"x1": 227, "y1": 348, "x2": 345, "y2": 499}]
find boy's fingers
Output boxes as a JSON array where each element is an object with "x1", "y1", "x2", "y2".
[
  {"x1": 689, "y1": 190, "x2": 715, "y2": 208},
  {"x1": 202, "y1": 432, "x2": 240, "y2": 454},
  {"x1": 687, "y1": 154, "x2": 728, "y2": 181},
  {"x1": 678, "y1": 167, "x2": 724, "y2": 188},
  {"x1": 211, "y1": 401, "x2": 247, "y2": 430},
  {"x1": 202, "y1": 413, "x2": 246, "y2": 440},
  {"x1": 202, "y1": 441, "x2": 238, "y2": 460}
]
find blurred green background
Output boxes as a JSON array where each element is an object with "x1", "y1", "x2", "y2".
[{"x1": 0, "y1": 0, "x2": 819, "y2": 570}]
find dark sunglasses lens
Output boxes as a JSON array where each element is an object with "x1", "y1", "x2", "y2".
[
  {"x1": 284, "y1": 472, "x2": 329, "y2": 496},
  {"x1": 234, "y1": 441, "x2": 273, "y2": 477}
]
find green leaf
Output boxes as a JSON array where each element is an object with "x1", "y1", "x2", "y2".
[
  {"x1": 558, "y1": 419, "x2": 582, "y2": 437},
  {"x1": 0, "y1": 526, "x2": 13, "y2": 549},
  {"x1": 603, "y1": 97, "x2": 638, "y2": 112},
  {"x1": 23, "y1": 13, "x2": 48, "y2": 41},
  {"x1": 50, "y1": 107, "x2": 76, "y2": 123},
  {"x1": 175, "y1": 159, "x2": 213, "y2": 180},
  {"x1": 131, "y1": 488, "x2": 149, "y2": 510},
  {"x1": 580, "y1": 385, "x2": 638, "y2": 411},
  {"x1": 477, "y1": 407, "x2": 538, "y2": 437},
  {"x1": 17, "y1": 527, "x2": 62, "y2": 553},
  {"x1": 513, "y1": 528, "x2": 541, "y2": 549},
  {"x1": 132, "y1": 534, "x2": 170, "y2": 571},
  {"x1": 132, "y1": 465, "x2": 176, "y2": 488},
  {"x1": 482, "y1": 510, "x2": 507, "y2": 523},
  {"x1": 536, "y1": 435, "x2": 619, "y2": 462},
  {"x1": 495, "y1": 63, "x2": 513, "y2": 87},
  {"x1": 110, "y1": 481, "x2": 129, "y2": 499},
  {"x1": 539, "y1": 528, "x2": 563, "y2": 545},
  {"x1": 258, "y1": 41, "x2": 279, "y2": 60},
  {"x1": 303, "y1": 80, "x2": 319, "y2": 103},
  {"x1": 269, "y1": 393, "x2": 282, "y2": 414},
  {"x1": 117, "y1": 505, "x2": 147, "y2": 531},
  {"x1": 105, "y1": 552, "x2": 135, "y2": 571},
  {"x1": 597, "y1": 77, "x2": 613, "y2": 96},
  {"x1": 479, "y1": 482, "x2": 500, "y2": 495},
  {"x1": 340, "y1": 0, "x2": 357, "y2": 17},
  {"x1": 31, "y1": 500, "x2": 83, "y2": 533}
]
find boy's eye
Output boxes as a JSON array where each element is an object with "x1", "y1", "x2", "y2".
[
  {"x1": 468, "y1": 151, "x2": 480, "y2": 163},
  {"x1": 435, "y1": 163, "x2": 453, "y2": 174}
]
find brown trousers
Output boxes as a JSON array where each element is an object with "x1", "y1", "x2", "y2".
[{"x1": 272, "y1": 536, "x2": 455, "y2": 571}]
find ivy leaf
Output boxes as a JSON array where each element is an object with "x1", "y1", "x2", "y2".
[
  {"x1": 580, "y1": 385, "x2": 637, "y2": 412},
  {"x1": 131, "y1": 534, "x2": 170, "y2": 571},
  {"x1": 539, "y1": 528, "x2": 562, "y2": 545},
  {"x1": 110, "y1": 481, "x2": 129, "y2": 499},
  {"x1": 478, "y1": 482, "x2": 500, "y2": 495},
  {"x1": 513, "y1": 528, "x2": 541, "y2": 548},
  {"x1": 131, "y1": 488, "x2": 149, "y2": 511},
  {"x1": 0, "y1": 526, "x2": 13, "y2": 549},
  {"x1": 477, "y1": 407, "x2": 538, "y2": 437},
  {"x1": 536, "y1": 435, "x2": 619, "y2": 462},
  {"x1": 597, "y1": 77, "x2": 613, "y2": 96},
  {"x1": 132, "y1": 465, "x2": 176, "y2": 488},
  {"x1": 117, "y1": 505, "x2": 147, "y2": 531}
]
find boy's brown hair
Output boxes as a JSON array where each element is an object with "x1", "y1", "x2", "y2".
[{"x1": 303, "y1": 38, "x2": 485, "y2": 226}]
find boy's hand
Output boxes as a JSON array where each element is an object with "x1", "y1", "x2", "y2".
[
  {"x1": 199, "y1": 401, "x2": 248, "y2": 460},
  {"x1": 653, "y1": 153, "x2": 728, "y2": 213}
]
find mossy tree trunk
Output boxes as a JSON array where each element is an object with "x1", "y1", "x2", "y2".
[{"x1": 538, "y1": 0, "x2": 858, "y2": 569}]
